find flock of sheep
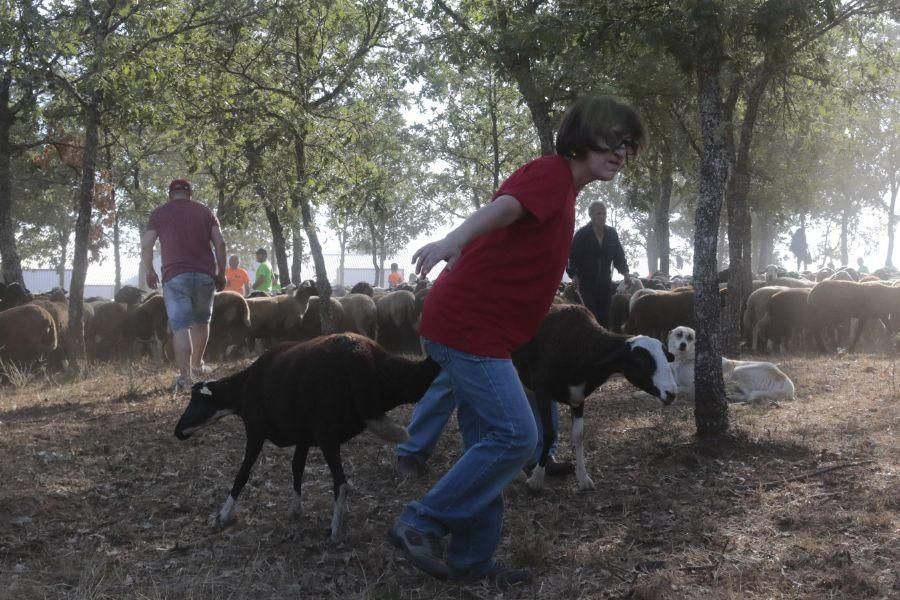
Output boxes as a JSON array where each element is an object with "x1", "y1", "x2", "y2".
[
  {"x1": 0, "y1": 279, "x2": 427, "y2": 371},
  {"x1": 597, "y1": 264, "x2": 900, "y2": 355},
  {"x1": 2, "y1": 260, "x2": 898, "y2": 376}
]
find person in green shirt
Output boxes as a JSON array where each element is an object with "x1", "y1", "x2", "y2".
[{"x1": 253, "y1": 248, "x2": 276, "y2": 293}]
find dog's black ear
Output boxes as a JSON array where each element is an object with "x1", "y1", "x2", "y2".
[{"x1": 665, "y1": 350, "x2": 675, "y2": 362}]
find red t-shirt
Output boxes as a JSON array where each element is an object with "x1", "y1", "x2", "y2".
[
  {"x1": 418, "y1": 154, "x2": 577, "y2": 358},
  {"x1": 148, "y1": 199, "x2": 220, "y2": 283}
]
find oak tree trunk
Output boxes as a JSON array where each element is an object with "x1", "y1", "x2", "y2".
[
  {"x1": 692, "y1": 7, "x2": 729, "y2": 437},
  {"x1": 0, "y1": 73, "x2": 24, "y2": 285}
]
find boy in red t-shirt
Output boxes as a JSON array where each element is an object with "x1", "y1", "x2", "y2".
[{"x1": 389, "y1": 97, "x2": 647, "y2": 588}]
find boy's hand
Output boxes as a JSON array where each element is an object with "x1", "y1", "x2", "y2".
[
  {"x1": 146, "y1": 269, "x2": 159, "y2": 289},
  {"x1": 412, "y1": 238, "x2": 461, "y2": 278}
]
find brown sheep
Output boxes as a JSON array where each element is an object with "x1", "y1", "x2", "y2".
[
  {"x1": 622, "y1": 288, "x2": 694, "y2": 340},
  {"x1": 246, "y1": 286, "x2": 316, "y2": 350},
  {"x1": 376, "y1": 290, "x2": 421, "y2": 355},
  {"x1": 86, "y1": 300, "x2": 130, "y2": 361},
  {"x1": 292, "y1": 296, "x2": 352, "y2": 341},
  {"x1": 0, "y1": 304, "x2": 57, "y2": 367},
  {"x1": 350, "y1": 281, "x2": 374, "y2": 297},
  {"x1": 0, "y1": 282, "x2": 32, "y2": 311},
  {"x1": 608, "y1": 294, "x2": 630, "y2": 333},
  {"x1": 743, "y1": 286, "x2": 789, "y2": 350},
  {"x1": 208, "y1": 291, "x2": 252, "y2": 360},
  {"x1": 807, "y1": 280, "x2": 900, "y2": 353},
  {"x1": 127, "y1": 294, "x2": 169, "y2": 361},
  {"x1": 31, "y1": 291, "x2": 70, "y2": 369},
  {"x1": 338, "y1": 293, "x2": 377, "y2": 339},
  {"x1": 756, "y1": 288, "x2": 812, "y2": 353}
]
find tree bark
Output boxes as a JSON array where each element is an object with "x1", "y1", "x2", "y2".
[
  {"x1": 723, "y1": 66, "x2": 770, "y2": 354},
  {"x1": 0, "y1": 72, "x2": 24, "y2": 285},
  {"x1": 68, "y1": 90, "x2": 103, "y2": 361},
  {"x1": 692, "y1": 6, "x2": 729, "y2": 437},
  {"x1": 839, "y1": 206, "x2": 849, "y2": 267},
  {"x1": 293, "y1": 135, "x2": 332, "y2": 332},
  {"x1": 291, "y1": 223, "x2": 303, "y2": 284},
  {"x1": 263, "y1": 203, "x2": 291, "y2": 288},
  {"x1": 654, "y1": 159, "x2": 673, "y2": 275},
  {"x1": 886, "y1": 184, "x2": 897, "y2": 268},
  {"x1": 754, "y1": 214, "x2": 774, "y2": 272}
]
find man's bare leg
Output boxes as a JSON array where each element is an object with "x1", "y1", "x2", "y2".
[
  {"x1": 190, "y1": 323, "x2": 210, "y2": 372},
  {"x1": 172, "y1": 327, "x2": 193, "y2": 381}
]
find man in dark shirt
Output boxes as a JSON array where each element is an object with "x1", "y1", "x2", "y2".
[{"x1": 567, "y1": 201, "x2": 630, "y2": 327}]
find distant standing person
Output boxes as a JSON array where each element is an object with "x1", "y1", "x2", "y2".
[
  {"x1": 388, "y1": 262, "x2": 403, "y2": 287},
  {"x1": 143, "y1": 179, "x2": 226, "y2": 393},
  {"x1": 252, "y1": 248, "x2": 275, "y2": 293},
  {"x1": 857, "y1": 257, "x2": 869, "y2": 275},
  {"x1": 567, "y1": 201, "x2": 630, "y2": 327},
  {"x1": 224, "y1": 255, "x2": 251, "y2": 296}
]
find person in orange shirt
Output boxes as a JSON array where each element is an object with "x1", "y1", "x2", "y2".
[
  {"x1": 388, "y1": 262, "x2": 403, "y2": 287},
  {"x1": 224, "y1": 255, "x2": 250, "y2": 296}
]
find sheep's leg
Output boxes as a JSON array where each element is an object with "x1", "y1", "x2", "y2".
[
  {"x1": 848, "y1": 318, "x2": 866, "y2": 353},
  {"x1": 526, "y1": 393, "x2": 555, "y2": 491},
  {"x1": 321, "y1": 444, "x2": 350, "y2": 542},
  {"x1": 287, "y1": 445, "x2": 310, "y2": 520},
  {"x1": 571, "y1": 404, "x2": 594, "y2": 491},
  {"x1": 213, "y1": 435, "x2": 264, "y2": 530}
]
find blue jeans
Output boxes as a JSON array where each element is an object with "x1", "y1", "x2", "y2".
[
  {"x1": 162, "y1": 272, "x2": 215, "y2": 331},
  {"x1": 398, "y1": 339, "x2": 538, "y2": 576},
  {"x1": 398, "y1": 369, "x2": 559, "y2": 467}
]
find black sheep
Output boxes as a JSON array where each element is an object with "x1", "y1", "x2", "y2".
[
  {"x1": 512, "y1": 305, "x2": 677, "y2": 491},
  {"x1": 174, "y1": 333, "x2": 441, "y2": 540}
]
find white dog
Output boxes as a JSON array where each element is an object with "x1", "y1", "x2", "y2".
[{"x1": 667, "y1": 326, "x2": 795, "y2": 403}]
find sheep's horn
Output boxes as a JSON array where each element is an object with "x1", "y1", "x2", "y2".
[{"x1": 365, "y1": 416, "x2": 409, "y2": 444}]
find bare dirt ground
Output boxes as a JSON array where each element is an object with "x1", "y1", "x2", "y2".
[{"x1": 0, "y1": 352, "x2": 898, "y2": 599}]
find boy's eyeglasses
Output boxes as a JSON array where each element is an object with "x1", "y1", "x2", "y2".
[{"x1": 587, "y1": 139, "x2": 639, "y2": 157}]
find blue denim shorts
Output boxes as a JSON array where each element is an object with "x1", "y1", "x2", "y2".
[{"x1": 162, "y1": 272, "x2": 215, "y2": 331}]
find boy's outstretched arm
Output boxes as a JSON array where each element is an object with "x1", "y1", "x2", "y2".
[{"x1": 412, "y1": 195, "x2": 524, "y2": 277}]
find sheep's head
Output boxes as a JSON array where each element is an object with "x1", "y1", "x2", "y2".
[
  {"x1": 623, "y1": 336, "x2": 677, "y2": 405},
  {"x1": 174, "y1": 381, "x2": 234, "y2": 440}
]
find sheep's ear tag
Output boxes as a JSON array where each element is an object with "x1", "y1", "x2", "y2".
[{"x1": 200, "y1": 384, "x2": 212, "y2": 396}]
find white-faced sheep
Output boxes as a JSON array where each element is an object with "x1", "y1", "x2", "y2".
[
  {"x1": 667, "y1": 326, "x2": 794, "y2": 403},
  {"x1": 808, "y1": 280, "x2": 900, "y2": 353},
  {"x1": 512, "y1": 305, "x2": 677, "y2": 491},
  {"x1": 173, "y1": 334, "x2": 441, "y2": 540},
  {"x1": 0, "y1": 304, "x2": 57, "y2": 368}
]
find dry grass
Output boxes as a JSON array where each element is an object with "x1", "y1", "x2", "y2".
[{"x1": 1, "y1": 353, "x2": 898, "y2": 599}]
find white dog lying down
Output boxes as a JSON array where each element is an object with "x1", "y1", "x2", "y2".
[{"x1": 668, "y1": 326, "x2": 795, "y2": 403}]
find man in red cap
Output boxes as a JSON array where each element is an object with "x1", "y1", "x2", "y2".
[{"x1": 142, "y1": 179, "x2": 227, "y2": 393}]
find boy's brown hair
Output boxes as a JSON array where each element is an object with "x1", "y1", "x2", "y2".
[{"x1": 555, "y1": 96, "x2": 648, "y2": 159}]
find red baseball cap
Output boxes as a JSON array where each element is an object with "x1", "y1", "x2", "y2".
[{"x1": 168, "y1": 179, "x2": 192, "y2": 193}]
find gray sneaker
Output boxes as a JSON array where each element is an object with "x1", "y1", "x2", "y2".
[{"x1": 388, "y1": 520, "x2": 449, "y2": 580}]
